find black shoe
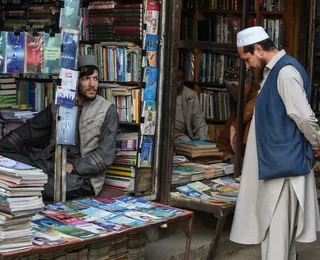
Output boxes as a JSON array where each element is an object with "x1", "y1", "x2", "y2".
[{"x1": 296, "y1": 253, "x2": 299, "y2": 260}]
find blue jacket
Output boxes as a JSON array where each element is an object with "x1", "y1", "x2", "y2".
[{"x1": 255, "y1": 54, "x2": 315, "y2": 180}]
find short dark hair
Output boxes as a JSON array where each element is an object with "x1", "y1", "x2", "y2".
[
  {"x1": 243, "y1": 38, "x2": 276, "y2": 55},
  {"x1": 79, "y1": 65, "x2": 99, "y2": 78}
]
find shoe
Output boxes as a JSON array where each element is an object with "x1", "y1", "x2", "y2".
[{"x1": 296, "y1": 253, "x2": 298, "y2": 260}]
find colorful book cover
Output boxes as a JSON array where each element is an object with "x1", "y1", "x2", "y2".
[
  {"x1": 54, "y1": 225, "x2": 98, "y2": 239},
  {"x1": 92, "y1": 220, "x2": 126, "y2": 233},
  {"x1": 59, "y1": 0, "x2": 81, "y2": 29},
  {"x1": 55, "y1": 68, "x2": 78, "y2": 108},
  {"x1": 143, "y1": 67, "x2": 158, "y2": 101},
  {"x1": 43, "y1": 33, "x2": 61, "y2": 74},
  {"x1": 108, "y1": 215, "x2": 145, "y2": 227},
  {"x1": 61, "y1": 29, "x2": 79, "y2": 69},
  {"x1": 75, "y1": 198, "x2": 127, "y2": 212},
  {"x1": 176, "y1": 185, "x2": 212, "y2": 200},
  {"x1": 138, "y1": 206, "x2": 184, "y2": 217},
  {"x1": 6, "y1": 32, "x2": 25, "y2": 73},
  {"x1": 57, "y1": 106, "x2": 78, "y2": 145},
  {"x1": 25, "y1": 33, "x2": 44, "y2": 73},
  {"x1": 45, "y1": 212, "x2": 87, "y2": 226},
  {"x1": 141, "y1": 101, "x2": 156, "y2": 135},
  {"x1": 144, "y1": 34, "x2": 158, "y2": 67},
  {"x1": 80, "y1": 207, "x2": 116, "y2": 220},
  {"x1": 45, "y1": 202, "x2": 77, "y2": 214},
  {"x1": 138, "y1": 135, "x2": 154, "y2": 167},
  {"x1": 32, "y1": 231, "x2": 64, "y2": 246},
  {"x1": 144, "y1": 0, "x2": 160, "y2": 35},
  {"x1": 115, "y1": 195, "x2": 152, "y2": 209},
  {"x1": 124, "y1": 211, "x2": 161, "y2": 222},
  {"x1": 0, "y1": 32, "x2": 7, "y2": 74},
  {"x1": 62, "y1": 201, "x2": 89, "y2": 210}
]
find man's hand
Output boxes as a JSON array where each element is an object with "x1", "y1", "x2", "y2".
[
  {"x1": 312, "y1": 147, "x2": 320, "y2": 160},
  {"x1": 66, "y1": 163, "x2": 74, "y2": 174},
  {"x1": 230, "y1": 125, "x2": 236, "y2": 151}
]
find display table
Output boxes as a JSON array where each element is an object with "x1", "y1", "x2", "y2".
[
  {"x1": 169, "y1": 197, "x2": 235, "y2": 260},
  {"x1": 0, "y1": 203, "x2": 194, "y2": 260}
]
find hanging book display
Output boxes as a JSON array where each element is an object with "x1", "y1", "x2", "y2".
[
  {"x1": 25, "y1": 32, "x2": 44, "y2": 74},
  {"x1": 6, "y1": 32, "x2": 25, "y2": 74},
  {"x1": 0, "y1": 31, "x2": 7, "y2": 74},
  {"x1": 43, "y1": 33, "x2": 61, "y2": 74}
]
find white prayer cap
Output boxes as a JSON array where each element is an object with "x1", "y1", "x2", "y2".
[{"x1": 237, "y1": 26, "x2": 269, "y2": 47}]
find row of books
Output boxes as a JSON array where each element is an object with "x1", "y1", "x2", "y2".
[
  {"x1": 263, "y1": 18, "x2": 283, "y2": 49},
  {"x1": 171, "y1": 177, "x2": 239, "y2": 206},
  {"x1": 174, "y1": 141, "x2": 224, "y2": 159},
  {"x1": 198, "y1": 0, "x2": 242, "y2": 10},
  {"x1": 200, "y1": 89, "x2": 232, "y2": 121}
]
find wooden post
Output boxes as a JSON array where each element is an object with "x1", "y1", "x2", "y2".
[{"x1": 54, "y1": 107, "x2": 62, "y2": 202}]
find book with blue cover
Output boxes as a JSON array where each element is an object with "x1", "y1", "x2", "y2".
[
  {"x1": 57, "y1": 106, "x2": 78, "y2": 145},
  {"x1": 43, "y1": 33, "x2": 61, "y2": 74},
  {"x1": 143, "y1": 67, "x2": 158, "y2": 101},
  {"x1": 138, "y1": 135, "x2": 154, "y2": 167},
  {"x1": 115, "y1": 195, "x2": 152, "y2": 209},
  {"x1": 144, "y1": 34, "x2": 158, "y2": 67},
  {"x1": 6, "y1": 32, "x2": 25, "y2": 73},
  {"x1": 61, "y1": 29, "x2": 79, "y2": 69},
  {"x1": 59, "y1": 0, "x2": 80, "y2": 30},
  {"x1": 0, "y1": 32, "x2": 7, "y2": 74},
  {"x1": 74, "y1": 198, "x2": 127, "y2": 212},
  {"x1": 55, "y1": 68, "x2": 78, "y2": 108}
]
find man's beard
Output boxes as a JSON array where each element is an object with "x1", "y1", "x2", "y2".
[
  {"x1": 79, "y1": 89, "x2": 97, "y2": 101},
  {"x1": 259, "y1": 58, "x2": 267, "y2": 71}
]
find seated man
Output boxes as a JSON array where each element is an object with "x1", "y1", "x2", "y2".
[
  {"x1": 216, "y1": 66, "x2": 261, "y2": 159},
  {"x1": 174, "y1": 67, "x2": 209, "y2": 143},
  {"x1": 0, "y1": 55, "x2": 119, "y2": 200}
]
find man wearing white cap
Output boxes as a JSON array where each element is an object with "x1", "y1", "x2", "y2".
[
  {"x1": 0, "y1": 55, "x2": 119, "y2": 200},
  {"x1": 230, "y1": 26, "x2": 320, "y2": 260}
]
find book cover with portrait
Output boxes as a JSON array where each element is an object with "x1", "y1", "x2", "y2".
[
  {"x1": 25, "y1": 33, "x2": 44, "y2": 73},
  {"x1": 144, "y1": 0, "x2": 160, "y2": 35},
  {"x1": 6, "y1": 32, "x2": 25, "y2": 73}
]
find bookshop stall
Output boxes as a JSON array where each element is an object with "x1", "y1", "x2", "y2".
[
  {"x1": 158, "y1": 0, "x2": 312, "y2": 259},
  {"x1": 0, "y1": 0, "x2": 195, "y2": 259}
]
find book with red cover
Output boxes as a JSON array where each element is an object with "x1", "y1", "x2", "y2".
[{"x1": 25, "y1": 32, "x2": 44, "y2": 73}]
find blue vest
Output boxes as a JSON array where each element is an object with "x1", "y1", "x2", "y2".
[{"x1": 255, "y1": 54, "x2": 315, "y2": 180}]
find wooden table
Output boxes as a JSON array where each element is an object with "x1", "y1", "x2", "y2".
[
  {"x1": 169, "y1": 197, "x2": 235, "y2": 260},
  {"x1": 0, "y1": 204, "x2": 194, "y2": 260}
]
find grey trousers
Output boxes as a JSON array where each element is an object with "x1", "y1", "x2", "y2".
[{"x1": 261, "y1": 179, "x2": 298, "y2": 260}]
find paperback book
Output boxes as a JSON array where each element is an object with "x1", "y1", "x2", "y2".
[
  {"x1": 55, "y1": 68, "x2": 78, "y2": 108},
  {"x1": 0, "y1": 32, "x2": 7, "y2": 73},
  {"x1": 144, "y1": 34, "x2": 158, "y2": 67},
  {"x1": 115, "y1": 195, "x2": 152, "y2": 209},
  {"x1": 43, "y1": 33, "x2": 61, "y2": 74},
  {"x1": 6, "y1": 32, "x2": 25, "y2": 73},
  {"x1": 138, "y1": 135, "x2": 154, "y2": 167},
  {"x1": 56, "y1": 106, "x2": 78, "y2": 145},
  {"x1": 143, "y1": 66, "x2": 158, "y2": 101},
  {"x1": 141, "y1": 101, "x2": 156, "y2": 135},
  {"x1": 61, "y1": 29, "x2": 79, "y2": 69},
  {"x1": 75, "y1": 198, "x2": 127, "y2": 212},
  {"x1": 25, "y1": 33, "x2": 44, "y2": 73},
  {"x1": 144, "y1": 0, "x2": 160, "y2": 35},
  {"x1": 124, "y1": 211, "x2": 161, "y2": 222},
  {"x1": 59, "y1": 0, "x2": 81, "y2": 30}
]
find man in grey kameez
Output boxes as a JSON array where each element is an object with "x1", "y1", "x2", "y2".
[{"x1": 230, "y1": 26, "x2": 320, "y2": 260}]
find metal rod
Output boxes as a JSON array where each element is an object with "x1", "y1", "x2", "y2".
[
  {"x1": 54, "y1": 109, "x2": 62, "y2": 203},
  {"x1": 61, "y1": 146, "x2": 67, "y2": 202},
  {"x1": 234, "y1": 0, "x2": 248, "y2": 178}
]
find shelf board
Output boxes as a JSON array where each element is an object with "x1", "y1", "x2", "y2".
[
  {"x1": 205, "y1": 118, "x2": 227, "y2": 124},
  {"x1": 259, "y1": 11, "x2": 283, "y2": 15},
  {"x1": 119, "y1": 121, "x2": 139, "y2": 126},
  {"x1": 177, "y1": 40, "x2": 237, "y2": 52}
]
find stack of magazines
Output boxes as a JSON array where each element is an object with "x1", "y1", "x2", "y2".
[{"x1": 0, "y1": 155, "x2": 47, "y2": 252}]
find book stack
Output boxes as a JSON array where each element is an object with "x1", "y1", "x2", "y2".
[
  {"x1": 87, "y1": 240, "x2": 111, "y2": 260},
  {"x1": 83, "y1": 2, "x2": 143, "y2": 42},
  {"x1": 174, "y1": 141, "x2": 224, "y2": 158},
  {"x1": 172, "y1": 165, "x2": 205, "y2": 185},
  {"x1": 28, "y1": 3, "x2": 59, "y2": 30},
  {"x1": 109, "y1": 236, "x2": 128, "y2": 260},
  {"x1": 0, "y1": 77, "x2": 17, "y2": 109},
  {"x1": 0, "y1": 155, "x2": 47, "y2": 252},
  {"x1": 127, "y1": 232, "x2": 148, "y2": 260}
]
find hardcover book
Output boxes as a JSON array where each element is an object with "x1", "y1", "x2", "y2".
[
  {"x1": 43, "y1": 33, "x2": 61, "y2": 74},
  {"x1": 55, "y1": 68, "x2": 78, "y2": 108},
  {"x1": 143, "y1": 66, "x2": 158, "y2": 101},
  {"x1": 6, "y1": 32, "x2": 25, "y2": 73},
  {"x1": 25, "y1": 33, "x2": 44, "y2": 73},
  {"x1": 56, "y1": 106, "x2": 78, "y2": 145},
  {"x1": 0, "y1": 32, "x2": 7, "y2": 74},
  {"x1": 61, "y1": 29, "x2": 79, "y2": 69}
]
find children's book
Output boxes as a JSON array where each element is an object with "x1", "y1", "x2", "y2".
[
  {"x1": 6, "y1": 32, "x2": 25, "y2": 73},
  {"x1": 138, "y1": 135, "x2": 154, "y2": 167},
  {"x1": 25, "y1": 33, "x2": 44, "y2": 73},
  {"x1": 43, "y1": 33, "x2": 61, "y2": 74},
  {"x1": 59, "y1": 0, "x2": 81, "y2": 30},
  {"x1": 55, "y1": 68, "x2": 78, "y2": 108},
  {"x1": 144, "y1": 34, "x2": 158, "y2": 67},
  {"x1": 141, "y1": 101, "x2": 156, "y2": 135},
  {"x1": 144, "y1": 0, "x2": 160, "y2": 35},
  {"x1": 0, "y1": 32, "x2": 7, "y2": 74},
  {"x1": 143, "y1": 66, "x2": 158, "y2": 101},
  {"x1": 61, "y1": 29, "x2": 79, "y2": 69},
  {"x1": 57, "y1": 106, "x2": 78, "y2": 145}
]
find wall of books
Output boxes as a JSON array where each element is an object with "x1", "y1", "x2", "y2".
[{"x1": 78, "y1": 0, "x2": 160, "y2": 194}]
